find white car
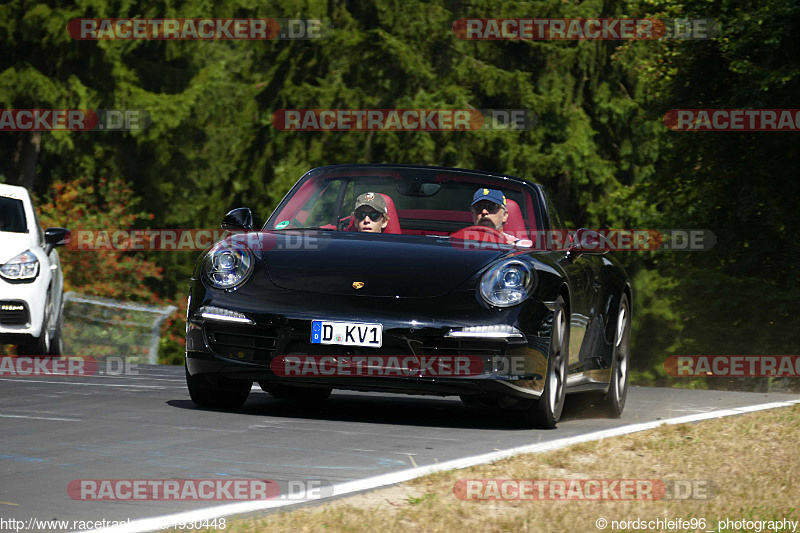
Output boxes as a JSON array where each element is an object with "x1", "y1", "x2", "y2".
[{"x1": 0, "y1": 183, "x2": 69, "y2": 355}]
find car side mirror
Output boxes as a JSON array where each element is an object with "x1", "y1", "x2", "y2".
[
  {"x1": 222, "y1": 208, "x2": 253, "y2": 231},
  {"x1": 44, "y1": 227, "x2": 70, "y2": 255},
  {"x1": 566, "y1": 228, "x2": 608, "y2": 260}
]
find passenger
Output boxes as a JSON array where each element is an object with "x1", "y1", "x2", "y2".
[
  {"x1": 470, "y1": 188, "x2": 523, "y2": 245},
  {"x1": 352, "y1": 192, "x2": 390, "y2": 233}
]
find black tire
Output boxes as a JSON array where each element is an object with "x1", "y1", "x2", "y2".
[
  {"x1": 525, "y1": 295, "x2": 569, "y2": 429},
  {"x1": 259, "y1": 381, "x2": 332, "y2": 402},
  {"x1": 185, "y1": 366, "x2": 251, "y2": 409},
  {"x1": 17, "y1": 311, "x2": 51, "y2": 356},
  {"x1": 600, "y1": 293, "x2": 630, "y2": 418},
  {"x1": 49, "y1": 305, "x2": 64, "y2": 356}
]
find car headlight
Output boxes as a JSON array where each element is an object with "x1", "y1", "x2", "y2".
[
  {"x1": 203, "y1": 242, "x2": 254, "y2": 290},
  {"x1": 479, "y1": 259, "x2": 536, "y2": 307},
  {"x1": 0, "y1": 250, "x2": 40, "y2": 280}
]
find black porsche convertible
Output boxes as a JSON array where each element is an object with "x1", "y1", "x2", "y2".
[{"x1": 185, "y1": 164, "x2": 631, "y2": 428}]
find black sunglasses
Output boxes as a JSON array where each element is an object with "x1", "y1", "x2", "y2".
[
  {"x1": 354, "y1": 210, "x2": 384, "y2": 222},
  {"x1": 472, "y1": 201, "x2": 502, "y2": 214}
]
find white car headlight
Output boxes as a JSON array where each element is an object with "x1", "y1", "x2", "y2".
[
  {"x1": 0, "y1": 250, "x2": 40, "y2": 280},
  {"x1": 203, "y1": 242, "x2": 254, "y2": 290},
  {"x1": 479, "y1": 259, "x2": 536, "y2": 307}
]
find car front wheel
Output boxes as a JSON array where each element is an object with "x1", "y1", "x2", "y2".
[
  {"x1": 49, "y1": 303, "x2": 64, "y2": 356},
  {"x1": 525, "y1": 295, "x2": 569, "y2": 429},
  {"x1": 17, "y1": 311, "x2": 51, "y2": 356},
  {"x1": 185, "y1": 366, "x2": 251, "y2": 409}
]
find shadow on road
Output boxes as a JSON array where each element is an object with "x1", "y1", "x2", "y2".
[{"x1": 167, "y1": 389, "x2": 617, "y2": 431}]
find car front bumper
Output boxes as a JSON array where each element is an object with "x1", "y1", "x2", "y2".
[
  {"x1": 185, "y1": 291, "x2": 555, "y2": 400},
  {"x1": 0, "y1": 275, "x2": 48, "y2": 338}
]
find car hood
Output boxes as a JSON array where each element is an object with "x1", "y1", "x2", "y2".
[
  {"x1": 260, "y1": 231, "x2": 510, "y2": 298},
  {"x1": 0, "y1": 232, "x2": 35, "y2": 263}
]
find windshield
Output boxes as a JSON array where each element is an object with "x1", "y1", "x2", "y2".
[
  {"x1": 265, "y1": 166, "x2": 541, "y2": 238},
  {"x1": 0, "y1": 196, "x2": 28, "y2": 234}
]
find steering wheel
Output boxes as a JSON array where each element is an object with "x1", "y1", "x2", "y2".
[
  {"x1": 338, "y1": 215, "x2": 353, "y2": 231},
  {"x1": 450, "y1": 225, "x2": 509, "y2": 245}
]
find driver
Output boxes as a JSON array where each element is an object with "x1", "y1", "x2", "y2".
[
  {"x1": 470, "y1": 188, "x2": 518, "y2": 244},
  {"x1": 352, "y1": 192, "x2": 390, "y2": 233}
]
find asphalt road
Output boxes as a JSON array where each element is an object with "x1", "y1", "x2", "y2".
[{"x1": 1, "y1": 363, "x2": 798, "y2": 531}]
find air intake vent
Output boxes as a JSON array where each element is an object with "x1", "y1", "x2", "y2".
[
  {"x1": 0, "y1": 301, "x2": 30, "y2": 327},
  {"x1": 205, "y1": 323, "x2": 278, "y2": 362}
]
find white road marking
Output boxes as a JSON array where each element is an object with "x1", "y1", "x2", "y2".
[
  {"x1": 0, "y1": 378, "x2": 166, "y2": 388},
  {"x1": 75, "y1": 398, "x2": 800, "y2": 533},
  {"x1": 345, "y1": 448, "x2": 419, "y2": 456},
  {"x1": 92, "y1": 375, "x2": 186, "y2": 382},
  {"x1": 0, "y1": 413, "x2": 80, "y2": 421}
]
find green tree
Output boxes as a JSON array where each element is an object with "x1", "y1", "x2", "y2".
[
  {"x1": 10, "y1": 0, "x2": 793, "y2": 381},
  {"x1": 622, "y1": 0, "x2": 800, "y2": 381},
  {"x1": 35, "y1": 175, "x2": 162, "y2": 300}
]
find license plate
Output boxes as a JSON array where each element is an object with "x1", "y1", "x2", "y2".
[{"x1": 311, "y1": 320, "x2": 383, "y2": 348}]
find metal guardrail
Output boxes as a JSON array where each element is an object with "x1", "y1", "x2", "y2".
[{"x1": 63, "y1": 292, "x2": 177, "y2": 364}]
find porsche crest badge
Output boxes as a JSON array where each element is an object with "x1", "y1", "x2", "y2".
[{"x1": 352, "y1": 281, "x2": 365, "y2": 289}]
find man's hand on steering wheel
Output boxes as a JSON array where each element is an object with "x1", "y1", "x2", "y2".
[{"x1": 450, "y1": 225, "x2": 512, "y2": 245}]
